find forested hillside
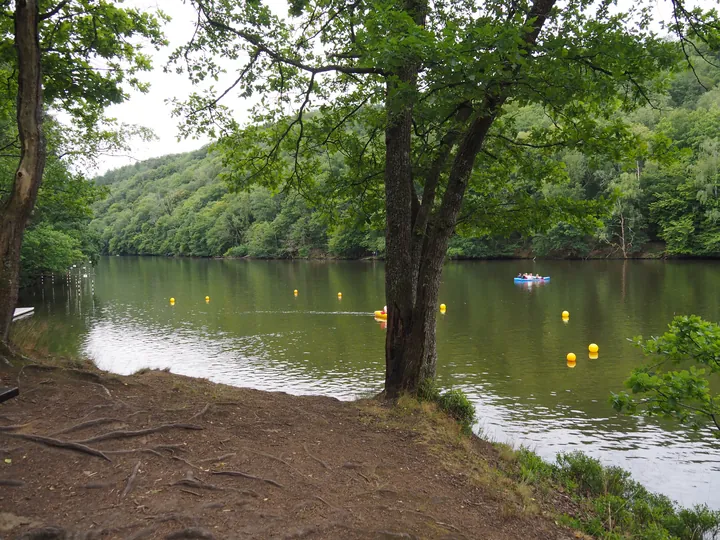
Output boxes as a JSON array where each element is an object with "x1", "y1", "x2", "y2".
[{"x1": 91, "y1": 54, "x2": 720, "y2": 260}]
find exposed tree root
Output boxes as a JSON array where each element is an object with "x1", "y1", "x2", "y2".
[
  {"x1": 0, "y1": 341, "x2": 30, "y2": 366},
  {"x1": 124, "y1": 527, "x2": 157, "y2": 540},
  {"x1": 189, "y1": 403, "x2": 210, "y2": 421},
  {"x1": 172, "y1": 472, "x2": 224, "y2": 492},
  {"x1": 303, "y1": 442, "x2": 329, "y2": 469},
  {"x1": 122, "y1": 461, "x2": 142, "y2": 498},
  {"x1": 172, "y1": 455, "x2": 202, "y2": 470},
  {"x1": 106, "y1": 448, "x2": 162, "y2": 458},
  {"x1": 91, "y1": 381, "x2": 112, "y2": 397},
  {"x1": 211, "y1": 469, "x2": 283, "y2": 488},
  {"x1": 17, "y1": 526, "x2": 68, "y2": 539},
  {"x1": 0, "y1": 431, "x2": 111, "y2": 461},
  {"x1": 165, "y1": 527, "x2": 215, "y2": 539},
  {"x1": 247, "y1": 448, "x2": 305, "y2": 476},
  {"x1": 197, "y1": 452, "x2": 236, "y2": 464},
  {"x1": 0, "y1": 423, "x2": 30, "y2": 432},
  {"x1": 179, "y1": 488, "x2": 202, "y2": 497},
  {"x1": 172, "y1": 472, "x2": 259, "y2": 498},
  {"x1": 75, "y1": 423, "x2": 202, "y2": 444},
  {"x1": 156, "y1": 443, "x2": 187, "y2": 453},
  {"x1": 0, "y1": 478, "x2": 25, "y2": 486},
  {"x1": 82, "y1": 481, "x2": 113, "y2": 489},
  {"x1": 314, "y1": 495, "x2": 333, "y2": 507},
  {"x1": 52, "y1": 417, "x2": 123, "y2": 436}
]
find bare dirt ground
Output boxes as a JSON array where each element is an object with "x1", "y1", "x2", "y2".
[{"x1": 0, "y1": 361, "x2": 574, "y2": 539}]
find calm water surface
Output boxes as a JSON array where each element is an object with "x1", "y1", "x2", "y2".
[{"x1": 15, "y1": 257, "x2": 720, "y2": 508}]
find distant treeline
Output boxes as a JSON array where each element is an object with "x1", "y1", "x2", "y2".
[{"x1": 90, "y1": 53, "x2": 720, "y2": 260}]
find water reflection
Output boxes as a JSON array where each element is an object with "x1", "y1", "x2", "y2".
[{"x1": 15, "y1": 256, "x2": 720, "y2": 508}]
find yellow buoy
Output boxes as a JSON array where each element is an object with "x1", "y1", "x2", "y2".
[
  {"x1": 440, "y1": 303, "x2": 446, "y2": 312},
  {"x1": 588, "y1": 343, "x2": 599, "y2": 353},
  {"x1": 205, "y1": 296, "x2": 210, "y2": 302},
  {"x1": 338, "y1": 292, "x2": 342, "y2": 297},
  {"x1": 170, "y1": 297, "x2": 175, "y2": 304},
  {"x1": 567, "y1": 359, "x2": 577, "y2": 368},
  {"x1": 293, "y1": 289, "x2": 298, "y2": 295},
  {"x1": 589, "y1": 352, "x2": 599, "y2": 360},
  {"x1": 562, "y1": 310, "x2": 569, "y2": 318},
  {"x1": 566, "y1": 352, "x2": 576, "y2": 362}
]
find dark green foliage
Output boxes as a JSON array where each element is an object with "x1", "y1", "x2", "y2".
[
  {"x1": 532, "y1": 223, "x2": 592, "y2": 259},
  {"x1": 414, "y1": 380, "x2": 474, "y2": 432},
  {"x1": 436, "y1": 389, "x2": 475, "y2": 433},
  {"x1": 416, "y1": 378, "x2": 440, "y2": 403},
  {"x1": 513, "y1": 448, "x2": 720, "y2": 539},
  {"x1": 612, "y1": 315, "x2": 720, "y2": 437}
]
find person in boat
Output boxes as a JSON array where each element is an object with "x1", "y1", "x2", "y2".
[
  {"x1": 535, "y1": 274, "x2": 541, "y2": 279},
  {"x1": 517, "y1": 273, "x2": 523, "y2": 278}
]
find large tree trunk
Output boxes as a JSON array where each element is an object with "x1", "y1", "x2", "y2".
[
  {"x1": 0, "y1": 0, "x2": 45, "y2": 345},
  {"x1": 382, "y1": 0, "x2": 556, "y2": 397}
]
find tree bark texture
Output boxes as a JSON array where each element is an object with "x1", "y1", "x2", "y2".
[
  {"x1": 0, "y1": 0, "x2": 46, "y2": 344},
  {"x1": 383, "y1": 0, "x2": 556, "y2": 397}
]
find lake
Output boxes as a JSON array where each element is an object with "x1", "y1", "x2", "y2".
[{"x1": 15, "y1": 256, "x2": 720, "y2": 508}]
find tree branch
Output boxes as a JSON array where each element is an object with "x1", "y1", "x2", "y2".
[
  {"x1": 39, "y1": 0, "x2": 69, "y2": 21},
  {"x1": 193, "y1": 0, "x2": 385, "y2": 76}
]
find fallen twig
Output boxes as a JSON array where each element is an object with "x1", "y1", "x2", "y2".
[
  {"x1": 75, "y1": 423, "x2": 203, "y2": 444},
  {"x1": 52, "y1": 417, "x2": 123, "y2": 436},
  {"x1": 211, "y1": 469, "x2": 283, "y2": 488},
  {"x1": 122, "y1": 461, "x2": 141, "y2": 498},
  {"x1": 179, "y1": 488, "x2": 202, "y2": 497},
  {"x1": 303, "y1": 442, "x2": 329, "y2": 469},
  {"x1": 0, "y1": 432, "x2": 110, "y2": 461}
]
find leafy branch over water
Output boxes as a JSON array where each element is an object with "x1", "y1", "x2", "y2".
[{"x1": 612, "y1": 315, "x2": 720, "y2": 438}]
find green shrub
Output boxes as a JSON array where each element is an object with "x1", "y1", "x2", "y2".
[
  {"x1": 556, "y1": 451, "x2": 630, "y2": 497},
  {"x1": 437, "y1": 389, "x2": 475, "y2": 432},
  {"x1": 416, "y1": 378, "x2": 440, "y2": 402},
  {"x1": 509, "y1": 447, "x2": 720, "y2": 539},
  {"x1": 516, "y1": 447, "x2": 553, "y2": 485},
  {"x1": 224, "y1": 245, "x2": 248, "y2": 257}
]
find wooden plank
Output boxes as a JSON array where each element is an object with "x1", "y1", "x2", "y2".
[
  {"x1": 0, "y1": 386, "x2": 19, "y2": 404},
  {"x1": 12, "y1": 307, "x2": 34, "y2": 321}
]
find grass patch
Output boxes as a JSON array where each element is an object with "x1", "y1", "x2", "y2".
[
  {"x1": 364, "y1": 394, "x2": 720, "y2": 540},
  {"x1": 417, "y1": 379, "x2": 475, "y2": 433}
]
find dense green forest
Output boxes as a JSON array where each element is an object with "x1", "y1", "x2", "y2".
[{"x1": 84, "y1": 54, "x2": 718, "y2": 260}]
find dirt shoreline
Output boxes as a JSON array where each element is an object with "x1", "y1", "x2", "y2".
[{"x1": 0, "y1": 359, "x2": 576, "y2": 540}]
